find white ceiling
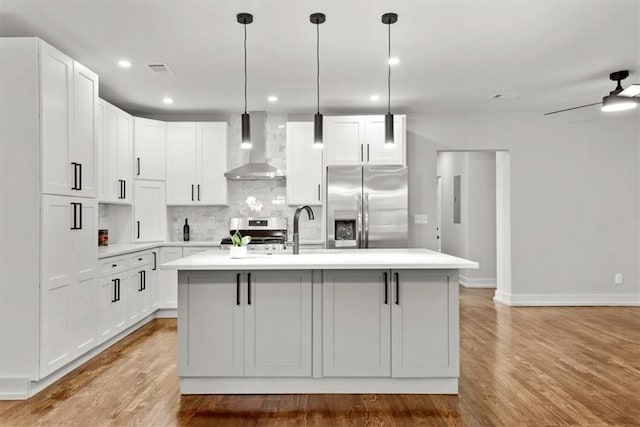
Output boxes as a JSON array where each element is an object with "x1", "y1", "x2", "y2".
[{"x1": 1, "y1": 0, "x2": 639, "y2": 116}]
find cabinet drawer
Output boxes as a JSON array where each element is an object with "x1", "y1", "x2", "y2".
[
  {"x1": 128, "y1": 251, "x2": 150, "y2": 269},
  {"x1": 100, "y1": 256, "x2": 127, "y2": 276}
]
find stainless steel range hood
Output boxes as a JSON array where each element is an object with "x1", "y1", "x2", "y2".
[{"x1": 225, "y1": 112, "x2": 286, "y2": 181}]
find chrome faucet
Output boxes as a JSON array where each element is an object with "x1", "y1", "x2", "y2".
[{"x1": 293, "y1": 205, "x2": 315, "y2": 254}]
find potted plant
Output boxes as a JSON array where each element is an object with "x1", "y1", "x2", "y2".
[{"x1": 230, "y1": 229, "x2": 251, "y2": 258}]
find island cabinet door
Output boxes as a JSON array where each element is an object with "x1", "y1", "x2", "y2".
[
  {"x1": 391, "y1": 270, "x2": 459, "y2": 378},
  {"x1": 178, "y1": 271, "x2": 244, "y2": 377},
  {"x1": 244, "y1": 271, "x2": 312, "y2": 377},
  {"x1": 322, "y1": 270, "x2": 391, "y2": 377}
]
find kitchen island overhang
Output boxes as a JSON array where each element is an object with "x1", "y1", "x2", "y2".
[{"x1": 165, "y1": 249, "x2": 478, "y2": 395}]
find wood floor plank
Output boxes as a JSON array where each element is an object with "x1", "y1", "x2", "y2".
[{"x1": 1, "y1": 289, "x2": 639, "y2": 426}]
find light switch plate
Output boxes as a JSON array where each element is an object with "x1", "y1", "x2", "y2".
[
  {"x1": 615, "y1": 273, "x2": 623, "y2": 285},
  {"x1": 414, "y1": 214, "x2": 428, "y2": 224}
]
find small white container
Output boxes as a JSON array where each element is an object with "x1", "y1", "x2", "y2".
[{"x1": 230, "y1": 246, "x2": 248, "y2": 258}]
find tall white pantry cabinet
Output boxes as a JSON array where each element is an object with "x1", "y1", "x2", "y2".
[{"x1": 0, "y1": 38, "x2": 99, "y2": 397}]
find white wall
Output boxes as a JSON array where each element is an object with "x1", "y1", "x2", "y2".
[
  {"x1": 407, "y1": 111, "x2": 640, "y2": 304},
  {"x1": 437, "y1": 152, "x2": 468, "y2": 260}
]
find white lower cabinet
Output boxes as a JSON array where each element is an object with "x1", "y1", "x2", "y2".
[
  {"x1": 40, "y1": 195, "x2": 98, "y2": 378},
  {"x1": 97, "y1": 250, "x2": 154, "y2": 346},
  {"x1": 178, "y1": 270, "x2": 312, "y2": 377},
  {"x1": 322, "y1": 269, "x2": 391, "y2": 377},
  {"x1": 391, "y1": 271, "x2": 458, "y2": 377},
  {"x1": 323, "y1": 269, "x2": 458, "y2": 378},
  {"x1": 159, "y1": 247, "x2": 183, "y2": 309},
  {"x1": 149, "y1": 250, "x2": 160, "y2": 311}
]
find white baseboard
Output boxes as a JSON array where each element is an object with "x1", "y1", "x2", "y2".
[
  {"x1": 459, "y1": 275, "x2": 496, "y2": 289},
  {"x1": 1, "y1": 312, "x2": 159, "y2": 400},
  {"x1": 493, "y1": 290, "x2": 640, "y2": 306},
  {"x1": 155, "y1": 308, "x2": 177, "y2": 318}
]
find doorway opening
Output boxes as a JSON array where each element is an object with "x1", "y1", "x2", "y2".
[{"x1": 436, "y1": 150, "x2": 511, "y2": 302}]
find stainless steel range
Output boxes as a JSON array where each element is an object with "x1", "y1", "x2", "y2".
[{"x1": 220, "y1": 217, "x2": 288, "y2": 253}]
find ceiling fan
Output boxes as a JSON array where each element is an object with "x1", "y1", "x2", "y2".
[{"x1": 544, "y1": 70, "x2": 640, "y2": 115}]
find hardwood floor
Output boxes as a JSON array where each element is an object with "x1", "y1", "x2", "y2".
[{"x1": 1, "y1": 288, "x2": 639, "y2": 426}]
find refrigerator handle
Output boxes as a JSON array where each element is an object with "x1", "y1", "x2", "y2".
[
  {"x1": 364, "y1": 193, "x2": 369, "y2": 248},
  {"x1": 356, "y1": 193, "x2": 363, "y2": 249}
]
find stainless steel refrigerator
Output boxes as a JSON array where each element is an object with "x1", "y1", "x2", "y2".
[{"x1": 326, "y1": 165, "x2": 408, "y2": 249}]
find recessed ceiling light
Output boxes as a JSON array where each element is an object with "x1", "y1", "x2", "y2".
[
  {"x1": 162, "y1": 97, "x2": 174, "y2": 105},
  {"x1": 268, "y1": 95, "x2": 278, "y2": 102},
  {"x1": 118, "y1": 60, "x2": 132, "y2": 68},
  {"x1": 388, "y1": 57, "x2": 400, "y2": 66},
  {"x1": 277, "y1": 124, "x2": 285, "y2": 129},
  {"x1": 370, "y1": 94, "x2": 380, "y2": 101}
]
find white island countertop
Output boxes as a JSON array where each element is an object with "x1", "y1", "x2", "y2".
[{"x1": 163, "y1": 248, "x2": 478, "y2": 270}]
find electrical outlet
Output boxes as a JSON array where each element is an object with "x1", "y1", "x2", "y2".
[
  {"x1": 614, "y1": 273, "x2": 623, "y2": 285},
  {"x1": 414, "y1": 214, "x2": 428, "y2": 224}
]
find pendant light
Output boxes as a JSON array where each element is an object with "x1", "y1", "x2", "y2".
[
  {"x1": 382, "y1": 13, "x2": 398, "y2": 147},
  {"x1": 237, "y1": 13, "x2": 253, "y2": 149},
  {"x1": 310, "y1": 13, "x2": 326, "y2": 148}
]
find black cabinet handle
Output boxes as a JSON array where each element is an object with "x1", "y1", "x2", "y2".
[
  {"x1": 122, "y1": 180, "x2": 126, "y2": 199},
  {"x1": 112, "y1": 264, "x2": 117, "y2": 268},
  {"x1": 367, "y1": 144, "x2": 370, "y2": 162},
  {"x1": 360, "y1": 144, "x2": 364, "y2": 162},
  {"x1": 384, "y1": 272, "x2": 388, "y2": 305},
  {"x1": 395, "y1": 272, "x2": 400, "y2": 305},
  {"x1": 138, "y1": 271, "x2": 144, "y2": 291},
  {"x1": 152, "y1": 252, "x2": 157, "y2": 271},
  {"x1": 142, "y1": 270, "x2": 146, "y2": 290},
  {"x1": 191, "y1": 184, "x2": 194, "y2": 201},
  {"x1": 78, "y1": 163, "x2": 82, "y2": 191},
  {"x1": 118, "y1": 180, "x2": 125, "y2": 199},
  {"x1": 136, "y1": 157, "x2": 140, "y2": 176},
  {"x1": 70, "y1": 202, "x2": 77, "y2": 230},
  {"x1": 70, "y1": 202, "x2": 81, "y2": 230},
  {"x1": 71, "y1": 162, "x2": 78, "y2": 190},
  {"x1": 112, "y1": 279, "x2": 117, "y2": 302},
  {"x1": 197, "y1": 184, "x2": 200, "y2": 201},
  {"x1": 116, "y1": 278, "x2": 120, "y2": 301},
  {"x1": 236, "y1": 273, "x2": 241, "y2": 306},
  {"x1": 247, "y1": 273, "x2": 252, "y2": 305},
  {"x1": 136, "y1": 221, "x2": 140, "y2": 239},
  {"x1": 318, "y1": 184, "x2": 321, "y2": 201}
]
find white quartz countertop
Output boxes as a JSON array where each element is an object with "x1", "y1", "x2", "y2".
[
  {"x1": 98, "y1": 241, "x2": 324, "y2": 259},
  {"x1": 163, "y1": 248, "x2": 478, "y2": 270}
]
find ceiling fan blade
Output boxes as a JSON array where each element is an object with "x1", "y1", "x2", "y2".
[
  {"x1": 544, "y1": 102, "x2": 601, "y2": 116},
  {"x1": 619, "y1": 84, "x2": 640, "y2": 97}
]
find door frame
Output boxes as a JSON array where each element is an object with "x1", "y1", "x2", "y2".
[{"x1": 436, "y1": 150, "x2": 511, "y2": 303}]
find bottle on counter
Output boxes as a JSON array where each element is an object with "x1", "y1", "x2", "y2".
[{"x1": 183, "y1": 218, "x2": 190, "y2": 241}]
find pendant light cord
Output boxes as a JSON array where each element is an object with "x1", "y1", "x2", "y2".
[
  {"x1": 244, "y1": 22, "x2": 248, "y2": 114},
  {"x1": 316, "y1": 22, "x2": 320, "y2": 114},
  {"x1": 387, "y1": 22, "x2": 391, "y2": 114}
]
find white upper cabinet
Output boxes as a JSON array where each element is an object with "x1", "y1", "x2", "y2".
[
  {"x1": 324, "y1": 115, "x2": 405, "y2": 166},
  {"x1": 286, "y1": 122, "x2": 323, "y2": 206},
  {"x1": 98, "y1": 100, "x2": 133, "y2": 204},
  {"x1": 166, "y1": 122, "x2": 227, "y2": 206},
  {"x1": 134, "y1": 117, "x2": 166, "y2": 181},
  {"x1": 40, "y1": 41, "x2": 98, "y2": 198},
  {"x1": 134, "y1": 180, "x2": 166, "y2": 242}
]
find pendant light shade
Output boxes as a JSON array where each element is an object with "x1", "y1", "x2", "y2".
[
  {"x1": 382, "y1": 13, "x2": 398, "y2": 148},
  {"x1": 238, "y1": 13, "x2": 253, "y2": 149},
  {"x1": 310, "y1": 13, "x2": 326, "y2": 149}
]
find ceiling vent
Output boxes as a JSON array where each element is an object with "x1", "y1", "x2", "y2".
[
  {"x1": 491, "y1": 93, "x2": 519, "y2": 100},
  {"x1": 147, "y1": 63, "x2": 173, "y2": 75}
]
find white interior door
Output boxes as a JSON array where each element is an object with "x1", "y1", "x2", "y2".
[{"x1": 244, "y1": 271, "x2": 312, "y2": 377}]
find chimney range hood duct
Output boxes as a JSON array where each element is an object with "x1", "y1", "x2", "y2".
[{"x1": 224, "y1": 112, "x2": 286, "y2": 181}]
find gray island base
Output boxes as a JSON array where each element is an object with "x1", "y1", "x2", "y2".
[{"x1": 165, "y1": 249, "x2": 478, "y2": 394}]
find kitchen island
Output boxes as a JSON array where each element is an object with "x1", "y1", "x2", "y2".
[{"x1": 164, "y1": 249, "x2": 477, "y2": 394}]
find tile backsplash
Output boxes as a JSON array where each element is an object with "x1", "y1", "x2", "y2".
[{"x1": 167, "y1": 113, "x2": 323, "y2": 243}]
